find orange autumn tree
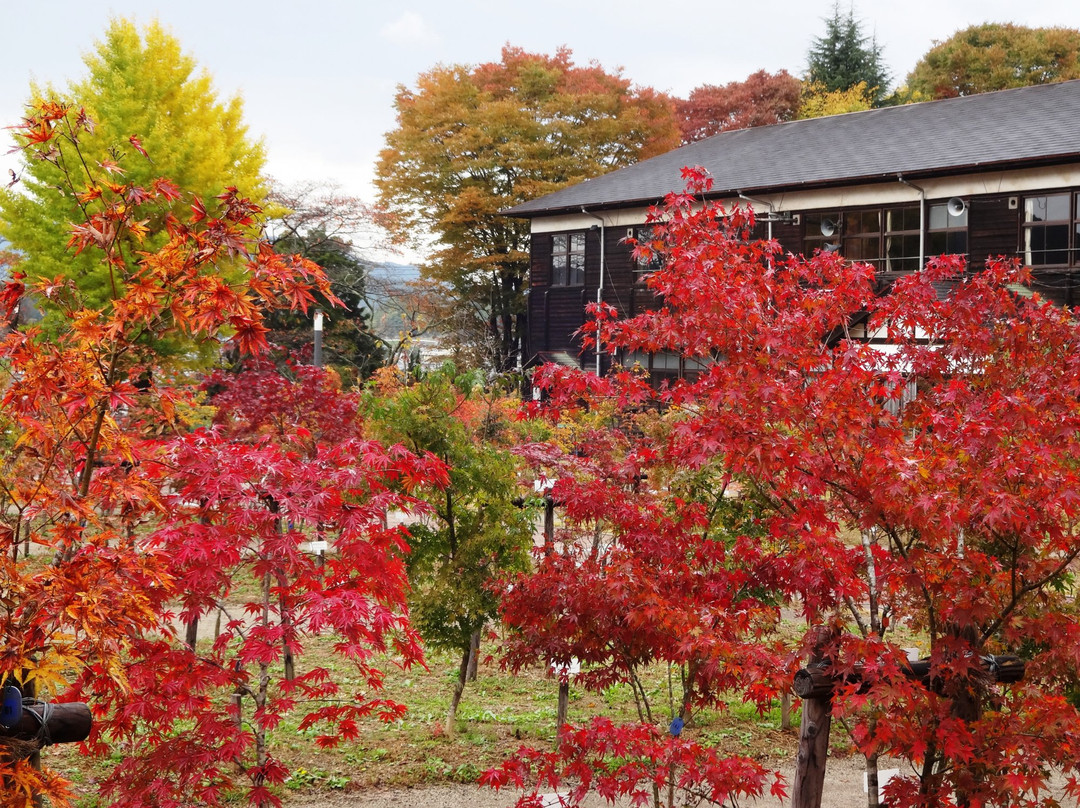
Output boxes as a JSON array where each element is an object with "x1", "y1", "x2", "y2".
[{"x1": 0, "y1": 102, "x2": 444, "y2": 807}]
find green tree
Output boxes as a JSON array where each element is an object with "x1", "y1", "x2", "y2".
[
  {"x1": 806, "y1": 4, "x2": 890, "y2": 106},
  {"x1": 265, "y1": 181, "x2": 387, "y2": 381},
  {"x1": 906, "y1": 23, "x2": 1080, "y2": 99},
  {"x1": 363, "y1": 366, "x2": 536, "y2": 733},
  {"x1": 376, "y1": 46, "x2": 679, "y2": 372},
  {"x1": 0, "y1": 18, "x2": 265, "y2": 329}
]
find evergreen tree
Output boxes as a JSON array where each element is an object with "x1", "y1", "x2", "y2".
[
  {"x1": 264, "y1": 181, "x2": 387, "y2": 380},
  {"x1": 264, "y1": 228, "x2": 384, "y2": 381},
  {"x1": 806, "y1": 4, "x2": 891, "y2": 106}
]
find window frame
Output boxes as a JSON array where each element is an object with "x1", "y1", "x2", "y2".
[
  {"x1": 551, "y1": 231, "x2": 586, "y2": 287},
  {"x1": 631, "y1": 225, "x2": 665, "y2": 276},
  {"x1": 1021, "y1": 192, "x2": 1073, "y2": 267},
  {"x1": 927, "y1": 202, "x2": 968, "y2": 258},
  {"x1": 801, "y1": 202, "x2": 970, "y2": 267}
]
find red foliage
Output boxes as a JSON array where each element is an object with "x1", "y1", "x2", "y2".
[
  {"x1": 676, "y1": 70, "x2": 802, "y2": 143},
  {"x1": 484, "y1": 718, "x2": 785, "y2": 807},
  {"x1": 0, "y1": 102, "x2": 445, "y2": 807},
  {"x1": 494, "y1": 166, "x2": 1080, "y2": 806}
]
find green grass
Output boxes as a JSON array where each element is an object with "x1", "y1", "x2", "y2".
[{"x1": 46, "y1": 635, "x2": 804, "y2": 804}]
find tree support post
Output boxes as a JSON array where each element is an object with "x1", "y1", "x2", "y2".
[{"x1": 792, "y1": 628, "x2": 834, "y2": 808}]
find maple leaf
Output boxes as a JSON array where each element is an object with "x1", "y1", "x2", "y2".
[
  {"x1": 128, "y1": 134, "x2": 148, "y2": 157},
  {"x1": 97, "y1": 158, "x2": 124, "y2": 175}
]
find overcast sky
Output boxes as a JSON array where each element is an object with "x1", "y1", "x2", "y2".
[{"x1": 5, "y1": 0, "x2": 1080, "y2": 249}]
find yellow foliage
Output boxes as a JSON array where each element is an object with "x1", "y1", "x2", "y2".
[{"x1": 797, "y1": 81, "x2": 875, "y2": 119}]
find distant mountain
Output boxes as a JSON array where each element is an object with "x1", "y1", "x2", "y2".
[{"x1": 368, "y1": 261, "x2": 420, "y2": 284}]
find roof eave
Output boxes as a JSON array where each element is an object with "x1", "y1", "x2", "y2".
[{"x1": 502, "y1": 152, "x2": 1080, "y2": 220}]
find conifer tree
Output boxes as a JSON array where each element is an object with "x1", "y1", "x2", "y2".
[{"x1": 806, "y1": 4, "x2": 890, "y2": 106}]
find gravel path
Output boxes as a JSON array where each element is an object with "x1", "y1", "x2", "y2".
[{"x1": 287, "y1": 755, "x2": 883, "y2": 807}]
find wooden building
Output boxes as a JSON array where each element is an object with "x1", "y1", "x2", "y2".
[{"x1": 503, "y1": 80, "x2": 1080, "y2": 379}]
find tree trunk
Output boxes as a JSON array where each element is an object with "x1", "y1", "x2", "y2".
[
  {"x1": 865, "y1": 753, "x2": 880, "y2": 808},
  {"x1": 185, "y1": 616, "x2": 199, "y2": 650},
  {"x1": 278, "y1": 573, "x2": 295, "y2": 682},
  {"x1": 445, "y1": 645, "x2": 471, "y2": 736},
  {"x1": 950, "y1": 624, "x2": 981, "y2": 808},
  {"x1": 466, "y1": 629, "x2": 480, "y2": 682},
  {"x1": 792, "y1": 629, "x2": 834, "y2": 808},
  {"x1": 556, "y1": 680, "x2": 570, "y2": 747},
  {"x1": 23, "y1": 678, "x2": 42, "y2": 808}
]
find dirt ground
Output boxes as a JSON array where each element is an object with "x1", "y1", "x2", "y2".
[{"x1": 287, "y1": 755, "x2": 884, "y2": 808}]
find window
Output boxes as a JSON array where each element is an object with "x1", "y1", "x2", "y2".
[
  {"x1": 928, "y1": 202, "x2": 968, "y2": 257},
  {"x1": 801, "y1": 203, "x2": 968, "y2": 269},
  {"x1": 842, "y1": 210, "x2": 881, "y2": 266},
  {"x1": 551, "y1": 232, "x2": 585, "y2": 286},
  {"x1": 803, "y1": 211, "x2": 841, "y2": 257},
  {"x1": 632, "y1": 226, "x2": 664, "y2": 274},
  {"x1": 1022, "y1": 193, "x2": 1071, "y2": 266},
  {"x1": 623, "y1": 350, "x2": 705, "y2": 378},
  {"x1": 883, "y1": 206, "x2": 921, "y2": 272}
]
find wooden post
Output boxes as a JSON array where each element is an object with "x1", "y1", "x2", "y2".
[
  {"x1": 542, "y1": 493, "x2": 570, "y2": 747},
  {"x1": 542, "y1": 495, "x2": 554, "y2": 551},
  {"x1": 792, "y1": 628, "x2": 834, "y2": 808},
  {"x1": 791, "y1": 645, "x2": 1025, "y2": 808},
  {"x1": 556, "y1": 680, "x2": 569, "y2": 743},
  {"x1": 2, "y1": 703, "x2": 92, "y2": 747},
  {"x1": 184, "y1": 617, "x2": 199, "y2": 650}
]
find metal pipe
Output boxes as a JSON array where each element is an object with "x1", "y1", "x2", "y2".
[
  {"x1": 737, "y1": 191, "x2": 775, "y2": 242},
  {"x1": 581, "y1": 208, "x2": 605, "y2": 375},
  {"x1": 897, "y1": 175, "x2": 925, "y2": 270},
  {"x1": 313, "y1": 309, "x2": 324, "y2": 367}
]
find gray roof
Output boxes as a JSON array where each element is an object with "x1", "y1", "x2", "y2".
[{"x1": 504, "y1": 81, "x2": 1080, "y2": 218}]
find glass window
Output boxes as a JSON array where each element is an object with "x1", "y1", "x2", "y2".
[
  {"x1": 803, "y1": 211, "x2": 841, "y2": 257},
  {"x1": 1023, "y1": 194, "x2": 1071, "y2": 266},
  {"x1": 928, "y1": 202, "x2": 968, "y2": 258},
  {"x1": 884, "y1": 206, "x2": 921, "y2": 272},
  {"x1": 551, "y1": 232, "x2": 585, "y2": 286},
  {"x1": 840, "y1": 210, "x2": 881, "y2": 267},
  {"x1": 632, "y1": 226, "x2": 664, "y2": 274},
  {"x1": 800, "y1": 203, "x2": 970, "y2": 268}
]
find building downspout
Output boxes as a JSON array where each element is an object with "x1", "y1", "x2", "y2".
[
  {"x1": 581, "y1": 207, "x2": 605, "y2": 375},
  {"x1": 898, "y1": 175, "x2": 925, "y2": 269},
  {"x1": 737, "y1": 191, "x2": 775, "y2": 243}
]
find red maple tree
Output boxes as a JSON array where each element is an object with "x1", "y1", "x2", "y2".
[
  {"x1": 491, "y1": 168, "x2": 1080, "y2": 807},
  {"x1": 676, "y1": 70, "x2": 802, "y2": 143},
  {"x1": 0, "y1": 102, "x2": 446, "y2": 807}
]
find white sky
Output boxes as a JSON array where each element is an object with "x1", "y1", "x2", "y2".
[{"x1": 4, "y1": 0, "x2": 1080, "y2": 256}]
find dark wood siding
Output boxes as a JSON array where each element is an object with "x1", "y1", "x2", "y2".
[
  {"x1": 527, "y1": 228, "x2": 592, "y2": 361},
  {"x1": 601, "y1": 226, "x2": 636, "y2": 319},
  {"x1": 772, "y1": 219, "x2": 803, "y2": 255},
  {"x1": 526, "y1": 187, "x2": 1080, "y2": 370}
]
